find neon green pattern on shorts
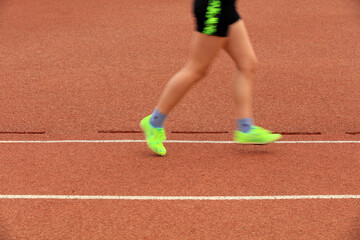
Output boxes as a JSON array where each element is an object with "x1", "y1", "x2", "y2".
[{"x1": 203, "y1": 0, "x2": 222, "y2": 35}]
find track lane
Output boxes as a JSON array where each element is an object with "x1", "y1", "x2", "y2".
[
  {"x1": 1, "y1": 199, "x2": 359, "y2": 239},
  {"x1": 1, "y1": 142, "x2": 359, "y2": 196}
]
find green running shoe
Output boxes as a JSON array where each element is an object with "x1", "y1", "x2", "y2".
[
  {"x1": 140, "y1": 115, "x2": 167, "y2": 156},
  {"x1": 234, "y1": 126, "x2": 282, "y2": 145}
]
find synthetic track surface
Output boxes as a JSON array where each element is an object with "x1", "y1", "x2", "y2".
[
  {"x1": 0, "y1": 139, "x2": 360, "y2": 143},
  {"x1": 0, "y1": 0, "x2": 360, "y2": 239},
  {"x1": 0, "y1": 0, "x2": 360, "y2": 134},
  {"x1": 1, "y1": 141, "x2": 360, "y2": 238},
  {"x1": 1, "y1": 194, "x2": 360, "y2": 200}
]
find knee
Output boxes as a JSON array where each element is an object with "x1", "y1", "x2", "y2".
[
  {"x1": 185, "y1": 63, "x2": 209, "y2": 82},
  {"x1": 235, "y1": 55, "x2": 258, "y2": 74}
]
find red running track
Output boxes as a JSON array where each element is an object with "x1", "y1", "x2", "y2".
[
  {"x1": 1, "y1": 140, "x2": 360, "y2": 238},
  {"x1": 0, "y1": 0, "x2": 360, "y2": 238}
]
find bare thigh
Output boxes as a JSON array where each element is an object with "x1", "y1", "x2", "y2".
[
  {"x1": 223, "y1": 20, "x2": 258, "y2": 71},
  {"x1": 186, "y1": 32, "x2": 228, "y2": 75}
]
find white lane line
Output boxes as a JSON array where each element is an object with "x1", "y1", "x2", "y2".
[
  {"x1": 1, "y1": 195, "x2": 360, "y2": 200},
  {"x1": 0, "y1": 140, "x2": 359, "y2": 144}
]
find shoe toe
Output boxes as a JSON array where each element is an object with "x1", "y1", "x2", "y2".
[{"x1": 156, "y1": 147, "x2": 166, "y2": 156}]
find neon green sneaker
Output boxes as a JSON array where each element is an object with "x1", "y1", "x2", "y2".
[
  {"x1": 140, "y1": 115, "x2": 166, "y2": 156},
  {"x1": 234, "y1": 126, "x2": 282, "y2": 145}
]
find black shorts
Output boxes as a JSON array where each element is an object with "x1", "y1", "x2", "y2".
[{"x1": 193, "y1": 0, "x2": 241, "y2": 37}]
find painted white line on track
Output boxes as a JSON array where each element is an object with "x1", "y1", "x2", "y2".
[
  {"x1": 0, "y1": 140, "x2": 359, "y2": 144},
  {"x1": 0, "y1": 195, "x2": 360, "y2": 200}
]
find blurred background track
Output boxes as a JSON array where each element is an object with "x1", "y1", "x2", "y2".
[{"x1": 0, "y1": 0, "x2": 359, "y2": 136}]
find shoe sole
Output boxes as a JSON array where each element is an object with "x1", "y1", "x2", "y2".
[
  {"x1": 235, "y1": 141, "x2": 277, "y2": 145},
  {"x1": 234, "y1": 135, "x2": 282, "y2": 145}
]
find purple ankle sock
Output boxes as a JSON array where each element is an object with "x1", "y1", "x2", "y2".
[
  {"x1": 150, "y1": 108, "x2": 167, "y2": 128},
  {"x1": 237, "y1": 118, "x2": 253, "y2": 133}
]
